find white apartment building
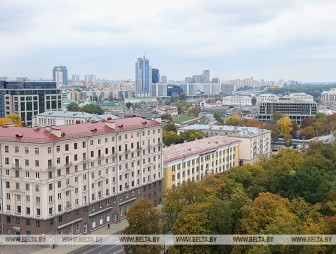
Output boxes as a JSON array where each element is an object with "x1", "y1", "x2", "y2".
[
  {"x1": 0, "y1": 117, "x2": 163, "y2": 235},
  {"x1": 321, "y1": 89, "x2": 336, "y2": 105},
  {"x1": 178, "y1": 124, "x2": 271, "y2": 164},
  {"x1": 222, "y1": 95, "x2": 252, "y2": 106}
]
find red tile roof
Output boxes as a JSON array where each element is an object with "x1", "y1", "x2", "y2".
[
  {"x1": 0, "y1": 117, "x2": 160, "y2": 143},
  {"x1": 163, "y1": 136, "x2": 240, "y2": 163}
]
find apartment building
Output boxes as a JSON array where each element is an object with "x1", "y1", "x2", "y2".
[
  {"x1": 0, "y1": 117, "x2": 163, "y2": 235},
  {"x1": 257, "y1": 101, "x2": 317, "y2": 125},
  {"x1": 222, "y1": 95, "x2": 252, "y2": 106},
  {"x1": 163, "y1": 136, "x2": 240, "y2": 191},
  {"x1": 256, "y1": 94, "x2": 279, "y2": 103},
  {"x1": 321, "y1": 89, "x2": 336, "y2": 105},
  {"x1": 282, "y1": 92, "x2": 314, "y2": 102},
  {"x1": 178, "y1": 124, "x2": 271, "y2": 164}
]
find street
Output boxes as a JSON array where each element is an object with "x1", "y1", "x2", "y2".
[{"x1": 69, "y1": 232, "x2": 124, "y2": 254}]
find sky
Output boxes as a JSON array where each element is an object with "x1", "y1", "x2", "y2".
[{"x1": 1, "y1": 0, "x2": 336, "y2": 82}]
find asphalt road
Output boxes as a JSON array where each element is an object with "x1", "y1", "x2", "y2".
[{"x1": 70, "y1": 233, "x2": 124, "y2": 254}]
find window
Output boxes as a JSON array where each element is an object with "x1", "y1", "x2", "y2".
[
  {"x1": 15, "y1": 146, "x2": 19, "y2": 153},
  {"x1": 25, "y1": 159, "x2": 29, "y2": 166},
  {"x1": 16, "y1": 183, "x2": 20, "y2": 190},
  {"x1": 35, "y1": 184, "x2": 40, "y2": 192},
  {"x1": 36, "y1": 197, "x2": 40, "y2": 203},
  {"x1": 5, "y1": 158, "x2": 9, "y2": 165},
  {"x1": 82, "y1": 141, "x2": 86, "y2": 148},
  {"x1": 35, "y1": 172, "x2": 40, "y2": 179},
  {"x1": 4, "y1": 146, "x2": 9, "y2": 153},
  {"x1": 65, "y1": 144, "x2": 69, "y2": 151},
  {"x1": 35, "y1": 160, "x2": 39, "y2": 167},
  {"x1": 35, "y1": 148, "x2": 39, "y2": 155},
  {"x1": 74, "y1": 143, "x2": 78, "y2": 149},
  {"x1": 6, "y1": 193, "x2": 10, "y2": 199},
  {"x1": 56, "y1": 146, "x2": 60, "y2": 152},
  {"x1": 48, "y1": 147, "x2": 52, "y2": 154}
]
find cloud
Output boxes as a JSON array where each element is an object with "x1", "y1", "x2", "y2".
[{"x1": 0, "y1": 0, "x2": 336, "y2": 81}]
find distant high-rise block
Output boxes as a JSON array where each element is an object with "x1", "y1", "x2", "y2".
[
  {"x1": 135, "y1": 56, "x2": 151, "y2": 96},
  {"x1": 72, "y1": 74, "x2": 80, "y2": 82},
  {"x1": 202, "y1": 70, "x2": 210, "y2": 83},
  {"x1": 161, "y1": 75, "x2": 167, "y2": 83},
  {"x1": 53, "y1": 66, "x2": 68, "y2": 85},
  {"x1": 152, "y1": 69, "x2": 160, "y2": 83}
]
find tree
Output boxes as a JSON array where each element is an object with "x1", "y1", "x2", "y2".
[
  {"x1": 290, "y1": 120, "x2": 299, "y2": 137},
  {"x1": 213, "y1": 112, "x2": 224, "y2": 124},
  {"x1": 264, "y1": 123, "x2": 280, "y2": 141},
  {"x1": 125, "y1": 102, "x2": 132, "y2": 109},
  {"x1": 246, "y1": 119, "x2": 262, "y2": 128},
  {"x1": 225, "y1": 115, "x2": 242, "y2": 126},
  {"x1": 316, "y1": 112, "x2": 327, "y2": 119},
  {"x1": 276, "y1": 116, "x2": 293, "y2": 137},
  {"x1": 6, "y1": 114, "x2": 22, "y2": 127},
  {"x1": 66, "y1": 102, "x2": 80, "y2": 112},
  {"x1": 272, "y1": 112, "x2": 284, "y2": 122},
  {"x1": 0, "y1": 117, "x2": 13, "y2": 126},
  {"x1": 199, "y1": 115, "x2": 209, "y2": 124},
  {"x1": 191, "y1": 106, "x2": 201, "y2": 117},
  {"x1": 80, "y1": 104, "x2": 104, "y2": 115},
  {"x1": 300, "y1": 126, "x2": 315, "y2": 139},
  {"x1": 163, "y1": 121, "x2": 177, "y2": 133},
  {"x1": 124, "y1": 197, "x2": 162, "y2": 254}
]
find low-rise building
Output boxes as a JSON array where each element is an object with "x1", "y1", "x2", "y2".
[
  {"x1": 163, "y1": 136, "x2": 240, "y2": 191},
  {"x1": 178, "y1": 124, "x2": 271, "y2": 164},
  {"x1": 222, "y1": 95, "x2": 252, "y2": 106},
  {"x1": 32, "y1": 111, "x2": 119, "y2": 127},
  {"x1": 281, "y1": 92, "x2": 314, "y2": 102},
  {"x1": 256, "y1": 94, "x2": 279, "y2": 103},
  {"x1": 0, "y1": 117, "x2": 163, "y2": 235}
]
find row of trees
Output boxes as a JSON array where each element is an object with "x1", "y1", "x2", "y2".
[
  {"x1": 124, "y1": 143, "x2": 336, "y2": 253},
  {"x1": 66, "y1": 102, "x2": 104, "y2": 115},
  {"x1": 163, "y1": 121, "x2": 204, "y2": 146}
]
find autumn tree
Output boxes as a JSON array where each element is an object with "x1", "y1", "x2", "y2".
[
  {"x1": 0, "y1": 117, "x2": 13, "y2": 126},
  {"x1": 276, "y1": 116, "x2": 293, "y2": 138},
  {"x1": 300, "y1": 126, "x2": 315, "y2": 139},
  {"x1": 5, "y1": 114, "x2": 22, "y2": 127},
  {"x1": 225, "y1": 115, "x2": 242, "y2": 126},
  {"x1": 272, "y1": 112, "x2": 284, "y2": 122},
  {"x1": 124, "y1": 197, "x2": 162, "y2": 254}
]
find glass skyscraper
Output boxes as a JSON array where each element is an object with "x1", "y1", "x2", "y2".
[{"x1": 135, "y1": 56, "x2": 151, "y2": 96}]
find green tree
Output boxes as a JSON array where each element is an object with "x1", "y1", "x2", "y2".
[
  {"x1": 163, "y1": 120, "x2": 177, "y2": 132},
  {"x1": 124, "y1": 198, "x2": 162, "y2": 254},
  {"x1": 80, "y1": 104, "x2": 104, "y2": 115},
  {"x1": 316, "y1": 112, "x2": 327, "y2": 119},
  {"x1": 199, "y1": 115, "x2": 210, "y2": 124},
  {"x1": 272, "y1": 112, "x2": 284, "y2": 122},
  {"x1": 126, "y1": 102, "x2": 132, "y2": 109},
  {"x1": 213, "y1": 112, "x2": 224, "y2": 124},
  {"x1": 66, "y1": 102, "x2": 80, "y2": 112}
]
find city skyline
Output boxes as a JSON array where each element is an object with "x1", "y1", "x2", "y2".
[{"x1": 1, "y1": 1, "x2": 336, "y2": 81}]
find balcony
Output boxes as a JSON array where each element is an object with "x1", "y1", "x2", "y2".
[{"x1": 12, "y1": 164, "x2": 21, "y2": 169}]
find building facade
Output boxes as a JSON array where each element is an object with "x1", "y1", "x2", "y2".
[
  {"x1": 135, "y1": 56, "x2": 151, "y2": 97},
  {"x1": 152, "y1": 69, "x2": 160, "y2": 84},
  {"x1": 53, "y1": 66, "x2": 68, "y2": 86},
  {"x1": 163, "y1": 136, "x2": 240, "y2": 191},
  {"x1": 222, "y1": 95, "x2": 252, "y2": 106},
  {"x1": 256, "y1": 94, "x2": 279, "y2": 103},
  {"x1": 0, "y1": 81, "x2": 62, "y2": 126},
  {"x1": 0, "y1": 117, "x2": 163, "y2": 235},
  {"x1": 321, "y1": 89, "x2": 336, "y2": 105},
  {"x1": 32, "y1": 111, "x2": 119, "y2": 127},
  {"x1": 178, "y1": 124, "x2": 272, "y2": 165},
  {"x1": 257, "y1": 101, "x2": 317, "y2": 125},
  {"x1": 281, "y1": 92, "x2": 314, "y2": 102}
]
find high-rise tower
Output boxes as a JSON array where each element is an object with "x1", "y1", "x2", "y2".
[{"x1": 135, "y1": 56, "x2": 151, "y2": 97}]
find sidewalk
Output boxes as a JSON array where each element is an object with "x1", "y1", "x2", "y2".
[{"x1": 0, "y1": 220, "x2": 128, "y2": 254}]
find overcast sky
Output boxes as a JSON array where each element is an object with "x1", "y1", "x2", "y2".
[{"x1": 1, "y1": 0, "x2": 336, "y2": 81}]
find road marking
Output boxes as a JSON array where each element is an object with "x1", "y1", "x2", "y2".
[{"x1": 114, "y1": 249, "x2": 124, "y2": 254}]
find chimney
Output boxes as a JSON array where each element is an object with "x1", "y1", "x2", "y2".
[
  {"x1": 105, "y1": 121, "x2": 116, "y2": 129},
  {"x1": 50, "y1": 127, "x2": 62, "y2": 137}
]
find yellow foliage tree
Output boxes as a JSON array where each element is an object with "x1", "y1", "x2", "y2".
[
  {"x1": 6, "y1": 114, "x2": 22, "y2": 127},
  {"x1": 0, "y1": 117, "x2": 12, "y2": 126},
  {"x1": 225, "y1": 115, "x2": 242, "y2": 126},
  {"x1": 276, "y1": 116, "x2": 293, "y2": 137}
]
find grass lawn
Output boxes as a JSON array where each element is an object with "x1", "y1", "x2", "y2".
[{"x1": 175, "y1": 115, "x2": 195, "y2": 123}]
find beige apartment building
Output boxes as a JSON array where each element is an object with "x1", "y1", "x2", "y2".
[
  {"x1": 0, "y1": 117, "x2": 163, "y2": 235},
  {"x1": 163, "y1": 136, "x2": 240, "y2": 191},
  {"x1": 178, "y1": 125, "x2": 271, "y2": 164}
]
